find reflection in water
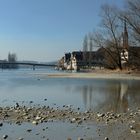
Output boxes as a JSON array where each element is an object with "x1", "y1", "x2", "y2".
[
  {"x1": 118, "y1": 82, "x2": 128, "y2": 112},
  {"x1": 81, "y1": 80, "x2": 139, "y2": 113},
  {"x1": 0, "y1": 69, "x2": 140, "y2": 113}
]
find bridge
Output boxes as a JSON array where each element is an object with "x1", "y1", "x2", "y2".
[{"x1": 0, "y1": 62, "x2": 57, "y2": 70}]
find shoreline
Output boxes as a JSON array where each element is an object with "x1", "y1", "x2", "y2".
[{"x1": 39, "y1": 70, "x2": 140, "y2": 80}]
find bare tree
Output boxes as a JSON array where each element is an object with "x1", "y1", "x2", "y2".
[
  {"x1": 122, "y1": 0, "x2": 140, "y2": 44},
  {"x1": 97, "y1": 4, "x2": 123, "y2": 69},
  {"x1": 88, "y1": 33, "x2": 93, "y2": 67},
  {"x1": 83, "y1": 35, "x2": 88, "y2": 63}
]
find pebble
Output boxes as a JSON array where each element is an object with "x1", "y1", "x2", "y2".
[
  {"x1": 3, "y1": 135, "x2": 8, "y2": 139},
  {"x1": 27, "y1": 129, "x2": 32, "y2": 132},
  {"x1": 97, "y1": 113, "x2": 104, "y2": 117},
  {"x1": 130, "y1": 125, "x2": 133, "y2": 129},
  {"x1": 77, "y1": 137, "x2": 84, "y2": 140},
  {"x1": 15, "y1": 103, "x2": 19, "y2": 108},
  {"x1": 29, "y1": 101, "x2": 33, "y2": 104},
  {"x1": 82, "y1": 117, "x2": 86, "y2": 121},
  {"x1": 18, "y1": 137, "x2": 24, "y2": 140},
  {"x1": 71, "y1": 118, "x2": 76, "y2": 122},
  {"x1": 104, "y1": 137, "x2": 109, "y2": 140},
  {"x1": 131, "y1": 130, "x2": 137, "y2": 134},
  {"x1": 35, "y1": 116, "x2": 41, "y2": 120},
  {"x1": 0, "y1": 123, "x2": 3, "y2": 127},
  {"x1": 32, "y1": 121, "x2": 38, "y2": 125}
]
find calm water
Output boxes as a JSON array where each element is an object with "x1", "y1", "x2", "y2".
[
  {"x1": 0, "y1": 68, "x2": 140, "y2": 113},
  {"x1": 0, "y1": 68, "x2": 140, "y2": 140}
]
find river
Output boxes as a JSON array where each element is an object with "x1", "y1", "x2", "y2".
[{"x1": 0, "y1": 68, "x2": 140, "y2": 140}]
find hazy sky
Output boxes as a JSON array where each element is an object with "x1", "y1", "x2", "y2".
[{"x1": 0, "y1": 0, "x2": 124, "y2": 62}]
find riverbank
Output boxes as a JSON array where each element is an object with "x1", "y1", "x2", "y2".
[
  {"x1": 42, "y1": 69, "x2": 140, "y2": 80},
  {"x1": 0, "y1": 104, "x2": 140, "y2": 140}
]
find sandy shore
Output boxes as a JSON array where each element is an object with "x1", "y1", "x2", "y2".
[{"x1": 41, "y1": 70, "x2": 140, "y2": 80}]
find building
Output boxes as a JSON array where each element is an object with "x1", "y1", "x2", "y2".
[
  {"x1": 62, "y1": 51, "x2": 103, "y2": 71},
  {"x1": 121, "y1": 21, "x2": 129, "y2": 65},
  {"x1": 59, "y1": 21, "x2": 140, "y2": 71},
  {"x1": 121, "y1": 21, "x2": 140, "y2": 69}
]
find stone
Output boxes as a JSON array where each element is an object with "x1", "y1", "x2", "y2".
[
  {"x1": 18, "y1": 137, "x2": 24, "y2": 140},
  {"x1": 3, "y1": 135, "x2": 8, "y2": 139},
  {"x1": 35, "y1": 116, "x2": 41, "y2": 120},
  {"x1": 77, "y1": 120, "x2": 82, "y2": 125},
  {"x1": 85, "y1": 110, "x2": 89, "y2": 114},
  {"x1": 0, "y1": 123, "x2": 3, "y2": 127},
  {"x1": 104, "y1": 137, "x2": 109, "y2": 140},
  {"x1": 82, "y1": 117, "x2": 86, "y2": 121},
  {"x1": 77, "y1": 137, "x2": 84, "y2": 140},
  {"x1": 71, "y1": 118, "x2": 76, "y2": 122},
  {"x1": 130, "y1": 125, "x2": 133, "y2": 129},
  {"x1": 77, "y1": 107, "x2": 80, "y2": 110},
  {"x1": 27, "y1": 129, "x2": 32, "y2": 132},
  {"x1": 32, "y1": 121, "x2": 38, "y2": 125},
  {"x1": 131, "y1": 120, "x2": 135, "y2": 123},
  {"x1": 15, "y1": 103, "x2": 19, "y2": 108},
  {"x1": 131, "y1": 130, "x2": 137, "y2": 134},
  {"x1": 97, "y1": 113, "x2": 104, "y2": 117},
  {"x1": 67, "y1": 138, "x2": 72, "y2": 140}
]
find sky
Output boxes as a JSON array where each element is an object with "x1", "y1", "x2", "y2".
[{"x1": 0, "y1": 0, "x2": 124, "y2": 62}]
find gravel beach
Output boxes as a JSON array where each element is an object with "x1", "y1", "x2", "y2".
[{"x1": 0, "y1": 101, "x2": 140, "y2": 140}]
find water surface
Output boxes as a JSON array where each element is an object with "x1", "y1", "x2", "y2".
[{"x1": 0, "y1": 68, "x2": 139, "y2": 113}]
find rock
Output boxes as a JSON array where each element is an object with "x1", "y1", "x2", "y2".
[
  {"x1": 86, "y1": 127, "x2": 90, "y2": 130},
  {"x1": 29, "y1": 101, "x2": 33, "y2": 104},
  {"x1": 82, "y1": 117, "x2": 86, "y2": 121},
  {"x1": 130, "y1": 125, "x2": 133, "y2": 129},
  {"x1": 32, "y1": 121, "x2": 38, "y2": 125},
  {"x1": 117, "y1": 114, "x2": 121, "y2": 117},
  {"x1": 97, "y1": 113, "x2": 104, "y2": 117},
  {"x1": 104, "y1": 137, "x2": 109, "y2": 140},
  {"x1": 3, "y1": 135, "x2": 8, "y2": 139},
  {"x1": 35, "y1": 116, "x2": 41, "y2": 120},
  {"x1": 71, "y1": 118, "x2": 76, "y2": 122},
  {"x1": 44, "y1": 98, "x2": 47, "y2": 101},
  {"x1": 85, "y1": 110, "x2": 89, "y2": 113},
  {"x1": 15, "y1": 103, "x2": 19, "y2": 108},
  {"x1": 130, "y1": 113, "x2": 133, "y2": 116},
  {"x1": 77, "y1": 107, "x2": 80, "y2": 110},
  {"x1": 67, "y1": 138, "x2": 72, "y2": 140},
  {"x1": 18, "y1": 137, "x2": 24, "y2": 140},
  {"x1": 27, "y1": 129, "x2": 32, "y2": 132},
  {"x1": 77, "y1": 120, "x2": 82, "y2": 125},
  {"x1": 131, "y1": 130, "x2": 137, "y2": 134},
  {"x1": 0, "y1": 123, "x2": 3, "y2": 127},
  {"x1": 77, "y1": 137, "x2": 84, "y2": 140},
  {"x1": 16, "y1": 121, "x2": 21, "y2": 125}
]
